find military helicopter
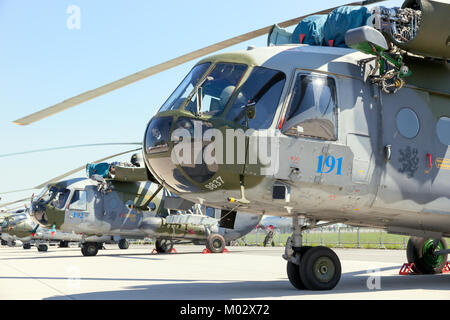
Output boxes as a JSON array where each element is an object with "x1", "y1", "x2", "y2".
[
  {"x1": 0, "y1": 209, "x2": 112, "y2": 251},
  {"x1": 13, "y1": 0, "x2": 450, "y2": 290},
  {"x1": 11, "y1": 150, "x2": 260, "y2": 256}
]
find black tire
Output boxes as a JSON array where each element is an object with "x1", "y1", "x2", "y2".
[
  {"x1": 59, "y1": 241, "x2": 69, "y2": 248},
  {"x1": 23, "y1": 243, "x2": 31, "y2": 250},
  {"x1": 286, "y1": 246, "x2": 312, "y2": 290},
  {"x1": 287, "y1": 261, "x2": 305, "y2": 290},
  {"x1": 206, "y1": 234, "x2": 226, "y2": 253},
  {"x1": 407, "y1": 237, "x2": 448, "y2": 274},
  {"x1": 1, "y1": 240, "x2": 7, "y2": 246},
  {"x1": 81, "y1": 243, "x2": 99, "y2": 256},
  {"x1": 118, "y1": 239, "x2": 129, "y2": 250},
  {"x1": 299, "y1": 246, "x2": 341, "y2": 290},
  {"x1": 37, "y1": 244, "x2": 48, "y2": 252},
  {"x1": 155, "y1": 239, "x2": 173, "y2": 253}
]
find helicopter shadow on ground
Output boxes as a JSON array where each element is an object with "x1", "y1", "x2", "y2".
[
  {"x1": 43, "y1": 265, "x2": 450, "y2": 300},
  {"x1": 0, "y1": 275, "x2": 199, "y2": 283},
  {"x1": 0, "y1": 251, "x2": 166, "y2": 261}
]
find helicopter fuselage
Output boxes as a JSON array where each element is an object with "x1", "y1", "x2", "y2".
[
  {"x1": 143, "y1": 44, "x2": 450, "y2": 238},
  {"x1": 30, "y1": 177, "x2": 261, "y2": 242}
]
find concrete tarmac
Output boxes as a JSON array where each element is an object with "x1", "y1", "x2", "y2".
[{"x1": 0, "y1": 244, "x2": 448, "y2": 300}]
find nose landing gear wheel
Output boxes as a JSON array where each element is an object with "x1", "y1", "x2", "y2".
[
  {"x1": 59, "y1": 241, "x2": 69, "y2": 248},
  {"x1": 155, "y1": 239, "x2": 174, "y2": 253},
  {"x1": 118, "y1": 239, "x2": 129, "y2": 250},
  {"x1": 287, "y1": 261, "x2": 305, "y2": 290},
  {"x1": 407, "y1": 237, "x2": 448, "y2": 274},
  {"x1": 287, "y1": 247, "x2": 342, "y2": 290},
  {"x1": 206, "y1": 234, "x2": 226, "y2": 253},
  {"x1": 37, "y1": 244, "x2": 48, "y2": 252},
  {"x1": 297, "y1": 246, "x2": 341, "y2": 291},
  {"x1": 286, "y1": 246, "x2": 312, "y2": 290},
  {"x1": 81, "y1": 242, "x2": 99, "y2": 256}
]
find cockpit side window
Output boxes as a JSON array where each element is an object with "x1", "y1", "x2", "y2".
[
  {"x1": 225, "y1": 67, "x2": 286, "y2": 129},
  {"x1": 282, "y1": 73, "x2": 338, "y2": 140},
  {"x1": 53, "y1": 189, "x2": 71, "y2": 209},
  {"x1": 68, "y1": 190, "x2": 87, "y2": 211}
]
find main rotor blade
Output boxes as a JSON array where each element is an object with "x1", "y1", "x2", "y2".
[
  {"x1": 0, "y1": 188, "x2": 36, "y2": 196},
  {"x1": 0, "y1": 142, "x2": 141, "y2": 159},
  {"x1": 0, "y1": 198, "x2": 30, "y2": 209},
  {"x1": 34, "y1": 147, "x2": 142, "y2": 189},
  {"x1": 13, "y1": 0, "x2": 385, "y2": 126}
]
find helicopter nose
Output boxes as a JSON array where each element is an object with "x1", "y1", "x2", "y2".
[
  {"x1": 143, "y1": 116, "x2": 222, "y2": 193},
  {"x1": 30, "y1": 200, "x2": 50, "y2": 227}
]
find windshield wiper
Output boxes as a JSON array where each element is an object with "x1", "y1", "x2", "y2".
[{"x1": 184, "y1": 76, "x2": 213, "y2": 116}]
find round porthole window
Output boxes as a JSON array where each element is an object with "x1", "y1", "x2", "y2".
[
  {"x1": 436, "y1": 117, "x2": 450, "y2": 145},
  {"x1": 396, "y1": 108, "x2": 419, "y2": 139}
]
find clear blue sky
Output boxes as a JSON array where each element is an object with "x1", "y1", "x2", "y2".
[{"x1": 0, "y1": 0, "x2": 401, "y2": 208}]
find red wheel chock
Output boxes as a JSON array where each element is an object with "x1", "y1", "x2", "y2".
[
  {"x1": 399, "y1": 261, "x2": 450, "y2": 275},
  {"x1": 399, "y1": 263, "x2": 417, "y2": 275},
  {"x1": 151, "y1": 248, "x2": 177, "y2": 254},
  {"x1": 442, "y1": 262, "x2": 450, "y2": 274},
  {"x1": 202, "y1": 248, "x2": 229, "y2": 254}
]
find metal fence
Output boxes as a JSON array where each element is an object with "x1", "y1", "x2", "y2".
[{"x1": 233, "y1": 227, "x2": 415, "y2": 249}]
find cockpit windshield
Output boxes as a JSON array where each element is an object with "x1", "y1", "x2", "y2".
[
  {"x1": 158, "y1": 63, "x2": 211, "y2": 112},
  {"x1": 184, "y1": 63, "x2": 247, "y2": 116},
  {"x1": 158, "y1": 62, "x2": 248, "y2": 116},
  {"x1": 33, "y1": 186, "x2": 57, "y2": 205},
  {"x1": 33, "y1": 186, "x2": 70, "y2": 209}
]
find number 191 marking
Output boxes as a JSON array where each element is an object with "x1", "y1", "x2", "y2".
[{"x1": 317, "y1": 155, "x2": 343, "y2": 175}]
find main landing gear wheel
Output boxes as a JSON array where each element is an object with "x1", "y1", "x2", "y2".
[
  {"x1": 81, "y1": 242, "x2": 99, "y2": 256},
  {"x1": 206, "y1": 234, "x2": 226, "y2": 253},
  {"x1": 23, "y1": 243, "x2": 31, "y2": 250},
  {"x1": 118, "y1": 239, "x2": 129, "y2": 250},
  {"x1": 155, "y1": 239, "x2": 174, "y2": 253},
  {"x1": 407, "y1": 237, "x2": 448, "y2": 274}
]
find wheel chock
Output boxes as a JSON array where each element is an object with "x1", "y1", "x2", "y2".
[
  {"x1": 442, "y1": 262, "x2": 450, "y2": 274},
  {"x1": 399, "y1": 263, "x2": 418, "y2": 275},
  {"x1": 202, "y1": 248, "x2": 230, "y2": 254},
  {"x1": 399, "y1": 261, "x2": 450, "y2": 275},
  {"x1": 151, "y1": 248, "x2": 177, "y2": 254}
]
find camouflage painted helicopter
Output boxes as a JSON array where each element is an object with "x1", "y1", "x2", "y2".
[
  {"x1": 14, "y1": 0, "x2": 450, "y2": 290},
  {"x1": 25, "y1": 153, "x2": 261, "y2": 256},
  {"x1": 0, "y1": 209, "x2": 114, "y2": 251}
]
